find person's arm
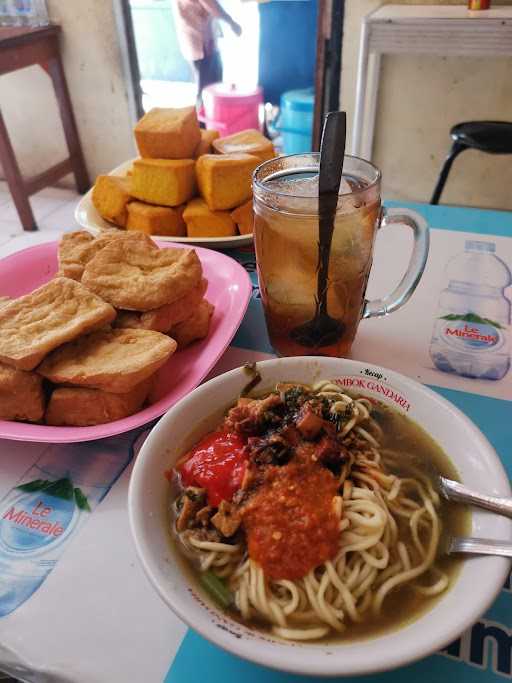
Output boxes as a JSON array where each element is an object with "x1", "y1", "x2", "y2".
[{"x1": 198, "y1": 0, "x2": 242, "y2": 35}]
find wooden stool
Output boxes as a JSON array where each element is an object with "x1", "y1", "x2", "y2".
[{"x1": 0, "y1": 25, "x2": 90, "y2": 231}]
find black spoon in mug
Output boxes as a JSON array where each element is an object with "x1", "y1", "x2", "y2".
[{"x1": 291, "y1": 111, "x2": 347, "y2": 348}]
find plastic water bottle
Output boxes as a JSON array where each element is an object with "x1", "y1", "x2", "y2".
[
  {"x1": 430, "y1": 240, "x2": 511, "y2": 380},
  {"x1": 0, "y1": 436, "x2": 139, "y2": 617}
]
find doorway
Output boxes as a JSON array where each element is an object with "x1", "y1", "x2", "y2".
[
  {"x1": 115, "y1": 0, "x2": 344, "y2": 153},
  {"x1": 126, "y1": 0, "x2": 259, "y2": 112}
]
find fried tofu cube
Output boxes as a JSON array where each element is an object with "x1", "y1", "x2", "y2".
[
  {"x1": 231, "y1": 198, "x2": 254, "y2": 235},
  {"x1": 170, "y1": 300, "x2": 214, "y2": 348},
  {"x1": 195, "y1": 153, "x2": 260, "y2": 211},
  {"x1": 213, "y1": 129, "x2": 275, "y2": 163},
  {"x1": 131, "y1": 158, "x2": 196, "y2": 207},
  {"x1": 45, "y1": 377, "x2": 153, "y2": 427},
  {"x1": 126, "y1": 201, "x2": 186, "y2": 237},
  {"x1": 134, "y1": 107, "x2": 201, "y2": 159},
  {"x1": 183, "y1": 198, "x2": 236, "y2": 238},
  {"x1": 92, "y1": 175, "x2": 132, "y2": 227},
  {"x1": 195, "y1": 129, "x2": 220, "y2": 158},
  {"x1": 0, "y1": 363, "x2": 45, "y2": 422}
]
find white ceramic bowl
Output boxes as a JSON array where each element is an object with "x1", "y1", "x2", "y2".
[{"x1": 128, "y1": 357, "x2": 512, "y2": 677}]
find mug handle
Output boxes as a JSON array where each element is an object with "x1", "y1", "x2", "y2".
[{"x1": 362, "y1": 207, "x2": 429, "y2": 320}]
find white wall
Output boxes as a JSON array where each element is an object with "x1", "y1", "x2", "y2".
[
  {"x1": 341, "y1": 0, "x2": 512, "y2": 209},
  {"x1": 0, "y1": 1, "x2": 136, "y2": 187}
]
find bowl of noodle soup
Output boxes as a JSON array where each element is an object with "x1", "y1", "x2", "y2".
[{"x1": 129, "y1": 357, "x2": 512, "y2": 676}]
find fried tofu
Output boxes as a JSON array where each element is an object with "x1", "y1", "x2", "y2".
[
  {"x1": 126, "y1": 201, "x2": 186, "y2": 237},
  {"x1": 0, "y1": 278, "x2": 116, "y2": 371},
  {"x1": 57, "y1": 230, "x2": 140, "y2": 281},
  {"x1": 134, "y1": 107, "x2": 201, "y2": 159},
  {"x1": 213, "y1": 129, "x2": 275, "y2": 163},
  {"x1": 194, "y1": 129, "x2": 220, "y2": 158},
  {"x1": 45, "y1": 378, "x2": 153, "y2": 426},
  {"x1": 115, "y1": 278, "x2": 207, "y2": 333},
  {"x1": 0, "y1": 363, "x2": 45, "y2": 422},
  {"x1": 131, "y1": 158, "x2": 196, "y2": 207},
  {"x1": 92, "y1": 175, "x2": 132, "y2": 227},
  {"x1": 38, "y1": 328, "x2": 176, "y2": 394},
  {"x1": 81, "y1": 238, "x2": 202, "y2": 311},
  {"x1": 231, "y1": 198, "x2": 254, "y2": 235},
  {"x1": 183, "y1": 198, "x2": 237, "y2": 238},
  {"x1": 195, "y1": 153, "x2": 260, "y2": 210},
  {"x1": 170, "y1": 299, "x2": 214, "y2": 348}
]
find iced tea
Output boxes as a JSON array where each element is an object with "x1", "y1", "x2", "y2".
[{"x1": 253, "y1": 154, "x2": 381, "y2": 357}]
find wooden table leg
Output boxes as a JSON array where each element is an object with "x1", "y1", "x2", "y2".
[
  {"x1": 0, "y1": 108, "x2": 37, "y2": 231},
  {"x1": 45, "y1": 55, "x2": 90, "y2": 194}
]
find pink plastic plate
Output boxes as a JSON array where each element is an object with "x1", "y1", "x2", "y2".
[{"x1": 0, "y1": 240, "x2": 252, "y2": 443}]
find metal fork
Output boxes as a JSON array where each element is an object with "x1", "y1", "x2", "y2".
[
  {"x1": 447, "y1": 537, "x2": 512, "y2": 558},
  {"x1": 438, "y1": 476, "x2": 512, "y2": 519}
]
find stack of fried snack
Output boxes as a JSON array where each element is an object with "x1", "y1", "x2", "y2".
[
  {"x1": 0, "y1": 231, "x2": 214, "y2": 426},
  {"x1": 92, "y1": 107, "x2": 276, "y2": 238}
]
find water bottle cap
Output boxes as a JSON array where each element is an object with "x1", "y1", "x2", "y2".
[{"x1": 465, "y1": 240, "x2": 495, "y2": 253}]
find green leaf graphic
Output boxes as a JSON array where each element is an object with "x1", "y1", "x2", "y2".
[
  {"x1": 16, "y1": 477, "x2": 91, "y2": 511},
  {"x1": 43, "y1": 477, "x2": 74, "y2": 501},
  {"x1": 74, "y1": 487, "x2": 91, "y2": 512},
  {"x1": 16, "y1": 479, "x2": 50, "y2": 493},
  {"x1": 439, "y1": 312, "x2": 504, "y2": 329}
]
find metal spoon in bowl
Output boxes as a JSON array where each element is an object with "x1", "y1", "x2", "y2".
[
  {"x1": 438, "y1": 475, "x2": 512, "y2": 519},
  {"x1": 438, "y1": 476, "x2": 512, "y2": 558}
]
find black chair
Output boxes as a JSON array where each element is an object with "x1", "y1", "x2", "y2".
[{"x1": 430, "y1": 121, "x2": 512, "y2": 205}]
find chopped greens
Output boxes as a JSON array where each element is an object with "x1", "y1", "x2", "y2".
[{"x1": 200, "y1": 571, "x2": 233, "y2": 609}]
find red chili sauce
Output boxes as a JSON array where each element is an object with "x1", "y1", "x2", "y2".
[
  {"x1": 178, "y1": 431, "x2": 248, "y2": 507},
  {"x1": 242, "y1": 463, "x2": 340, "y2": 580}
]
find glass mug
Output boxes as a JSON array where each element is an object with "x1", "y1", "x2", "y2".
[{"x1": 252, "y1": 153, "x2": 429, "y2": 358}]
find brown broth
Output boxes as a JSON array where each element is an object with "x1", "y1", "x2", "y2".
[{"x1": 168, "y1": 391, "x2": 471, "y2": 644}]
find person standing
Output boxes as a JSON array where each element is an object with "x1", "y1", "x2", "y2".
[{"x1": 174, "y1": 0, "x2": 242, "y2": 106}]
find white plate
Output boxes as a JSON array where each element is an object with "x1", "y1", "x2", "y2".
[
  {"x1": 129, "y1": 356, "x2": 512, "y2": 677},
  {"x1": 74, "y1": 159, "x2": 253, "y2": 249}
]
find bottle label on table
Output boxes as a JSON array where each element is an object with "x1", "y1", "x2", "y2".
[{"x1": 0, "y1": 431, "x2": 148, "y2": 618}]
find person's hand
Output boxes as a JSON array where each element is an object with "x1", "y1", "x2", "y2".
[{"x1": 230, "y1": 20, "x2": 242, "y2": 37}]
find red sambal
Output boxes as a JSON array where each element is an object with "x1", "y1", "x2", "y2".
[
  {"x1": 242, "y1": 462, "x2": 340, "y2": 580},
  {"x1": 178, "y1": 431, "x2": 248, "y2": 507}
]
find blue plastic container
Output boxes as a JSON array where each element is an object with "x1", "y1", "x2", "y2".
[{"x1": 275, "y1": 88, "x2": 314, "y2": 154}]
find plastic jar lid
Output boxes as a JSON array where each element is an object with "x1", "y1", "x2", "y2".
[
  {"x1": 202, "y1": 82, "x2": 263, "y2": 106},
  {"x1": 280, "y1": 88, "x2": 315, "y2": 112}
]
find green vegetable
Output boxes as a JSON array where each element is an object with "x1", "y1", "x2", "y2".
[
  {"x1": 439, "y1": 312, "x2": 503, "y2": 329},
  {"x1": 200, "y1": 571, "x2": 233, "y2": 609},
  {"x1": 185, "y1": 487, "x2": 205, "y2": 503}
]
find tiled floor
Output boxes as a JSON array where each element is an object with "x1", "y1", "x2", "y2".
[{"x1": 0, "y1": 180, "x2": 81, "y2": 240}]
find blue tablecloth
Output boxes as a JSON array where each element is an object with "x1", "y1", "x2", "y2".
[{"x1": 167, "y1": 200, "x2": 512, "y2": 682}]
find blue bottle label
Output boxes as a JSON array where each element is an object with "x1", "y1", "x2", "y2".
[
  {"x1": 0, "y1": 433, "x2": 144, "y2": 617},
  {"x1": 0, "y1": 478, "x2": 88, "y2": 554}
]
